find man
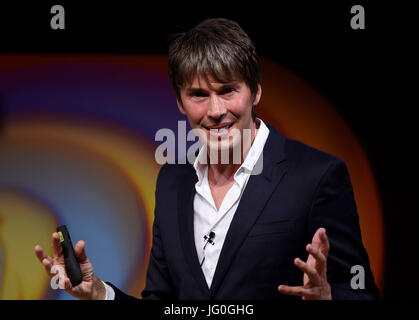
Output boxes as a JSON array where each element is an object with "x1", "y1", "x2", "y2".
[{"x1": 35, "y1": 18, "x2": 379, "y2": 300}]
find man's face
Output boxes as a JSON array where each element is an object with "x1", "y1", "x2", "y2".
[{"x1": 177, "y1": 76, "x2": 261, "y2": 156}]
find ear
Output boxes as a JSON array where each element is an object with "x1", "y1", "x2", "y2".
[
  {"x1": 176, "y1": 99, "x2": 186, "y2": 115},
  {"x1": 253, "y1": 84, "x2": 262, "y2": 106}
]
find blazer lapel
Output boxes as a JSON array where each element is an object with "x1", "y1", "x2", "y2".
[
  {"x1": 209, "y1": 127, "x2": 288, "y2": 298},
  {"x1": 177, "y1": 165, "x2": 211, "y2": 298}
]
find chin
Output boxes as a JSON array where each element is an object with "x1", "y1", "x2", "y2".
[{"x1": 207, "y1": 135, "x2": 242, "y2": 165}]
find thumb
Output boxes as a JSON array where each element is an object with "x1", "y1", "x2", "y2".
[{"x1": 74, "y1": 240, "x2": 88, "y2": 263}]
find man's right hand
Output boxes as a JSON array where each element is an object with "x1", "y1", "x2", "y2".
[{"x1": 34, "y1": 232, "x2": 106, "y2": 300}]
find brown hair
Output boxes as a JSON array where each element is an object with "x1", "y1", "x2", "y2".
[{"x1": 168, "y1": 18, "x2": 261, "y2": 119}]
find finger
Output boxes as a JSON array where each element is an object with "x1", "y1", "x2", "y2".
[
  {"x1": 294, "y1": 258, "x2": 322, "y2": 285},
  {"x1": 278, "y1": 285, "x2": 319, "y2": 299},
  {"x1": 312, "y1": 228, "x2": 329, "y2": 256},
  {"x1": 34, "y1": 245, "x2": 52, "y2": 264},
  {"x1": 64, "y1": 277, "x2": 72, "y2": 291},
  {"x1": 41, "y1": 257, "x2": 53, "y2": 275},
  {"x1": 311, "y1": 228, "x2": 324, "y2": 246},
  {"x1": 74, "y1": 240, "x2": 88, "y2": 263},
  {"x1": 319, "y1": 229, "x2": 330, "y2": 255},
  {"x1": 306, "y1": 244, "x2": 327, "y2": 271},
  {"x1": 51, "y1": 232, "x2": 63, "y2": 257}
]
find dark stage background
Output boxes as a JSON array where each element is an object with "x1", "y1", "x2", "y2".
[{"x1": 0, "y1": 2, "x2": 417, "y2": 299}]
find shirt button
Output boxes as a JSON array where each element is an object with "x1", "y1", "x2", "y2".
[{"x1": 209, "y1": 264, "x2": 215, "y2": 270}]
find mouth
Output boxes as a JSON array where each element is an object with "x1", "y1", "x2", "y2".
[{"x1": 202, "y1": 122, "x2": 235, "y2": 137}]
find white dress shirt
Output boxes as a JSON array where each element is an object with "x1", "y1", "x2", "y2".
[
  {"x1": 193, "y1": 119, "x2": 269, "y2": 288},
  {"x1": 104, "y1": 119, "x2": 270, "y2": 298}
]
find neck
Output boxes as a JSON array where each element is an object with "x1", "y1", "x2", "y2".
[{"x1": 208, "y1": 119, "x2": 259, "y2": 185}]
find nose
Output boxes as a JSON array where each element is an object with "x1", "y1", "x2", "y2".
[{"x1": 207, "y1": 95, "x2": 227, "y2": 120}]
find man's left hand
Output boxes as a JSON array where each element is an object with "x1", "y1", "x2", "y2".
[{"x1": 278, "y1": 227, "x2": 332, "y2": 300}]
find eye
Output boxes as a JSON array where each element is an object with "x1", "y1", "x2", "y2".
[
  {"x1": 189, "y1": 90, "x2": 207, "y2": 98},
  {"x1": 220, "y1": 87, "x2": 235, "y2": 95}
]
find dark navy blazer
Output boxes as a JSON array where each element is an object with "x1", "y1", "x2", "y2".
[{"x1": 107, "y1": 125, "x2": 379, "y2": 300}]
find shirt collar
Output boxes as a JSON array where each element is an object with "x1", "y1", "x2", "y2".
[{"x1": 193, "y1": 118, "x2": 270, "y2": 182}]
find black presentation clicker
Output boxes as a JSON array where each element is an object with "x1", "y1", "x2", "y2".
[{"x1": 56, "y1": 225, "x2": 83, "y2": 286}]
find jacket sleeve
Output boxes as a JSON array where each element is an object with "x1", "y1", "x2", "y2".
[
  {"x1": 106, "y1": 164, "x2": 177, "y2": 300},
  {"x1": 307, "y1": 158, "x2": 380, "y2": 300},
  {"x1": 140, "y1": 164, "x2": 177, "y2": 299}
]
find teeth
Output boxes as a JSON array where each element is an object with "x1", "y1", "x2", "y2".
[
  {"x1": 209, "y1": 124, "x2": 231, "y2": 132},
  {"x1": 211, "y1": 126, "x2": 228, "y2": 133}
]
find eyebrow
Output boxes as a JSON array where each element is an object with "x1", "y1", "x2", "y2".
[{"x1": 186, "y1": 82, "x2": 240, "y2": 94}]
